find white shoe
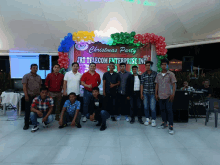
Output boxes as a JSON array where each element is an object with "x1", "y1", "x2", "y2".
[
  {"x1": 144, "y1": 118, "x2": 150, "y2": 126},
  {"x1": 117, "y1": 115, "x2": 121, "y2": 121},
  {"x1": 82, "y1": 117, "x2": 87, "y2": 122},
  {"x1": 125, "y1": 116, "x2": 130, "y2": 122},
  {"x1": 151, "y1": 120, "x2": 156, "y2": 127}
]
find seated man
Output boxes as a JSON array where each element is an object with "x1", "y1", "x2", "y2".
[
  {"x1": 59, "y1": 92, "x2": 82, "y2": 129},
  {"x1": 199, "y1": 79, "x2": 212, "y2": 98},
  {"x1": 30, "y1": 87, "x2": 54, "y2": 132},
  {"x1": 89, "y1": 87, "x2": 110, "y2": 131},
  {"x1": 181, "y1": 81, "x2": 191, "y2": 91}
]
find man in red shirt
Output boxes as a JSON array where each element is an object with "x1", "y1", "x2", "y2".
[
  {"x1": 45, "y1": 64, "x2": 64, "y2": 121},
  {"x1": 81, "y1": 62, "x2": 101, "y2": 122}
]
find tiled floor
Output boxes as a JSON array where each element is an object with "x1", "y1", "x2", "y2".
[{"x1": 0, "y1": 112, "x2": 220, "y2": 165}]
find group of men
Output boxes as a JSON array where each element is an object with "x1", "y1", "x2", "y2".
[{"x1": 22, "y1": 58, "x2": 177, "y2": 134}]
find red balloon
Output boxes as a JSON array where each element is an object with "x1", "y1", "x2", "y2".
[
  {"x1": 58, "y1": 52, "x2": 63, "y2": 56},
  {"x1": 134, "y1": 35, "x2": 139, "y2": 40},
  {"x1": 142, "y1": 40, "x2": 147, "y2": 44}
]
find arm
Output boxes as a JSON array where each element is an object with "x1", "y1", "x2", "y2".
[
  {"x1": 23, "y1": 84, "x2": 28, "y2": 98},
  {"x1": 97, "y1": 75, "x2": 101, "y2": 86},
  {"x1": 31, "y1": 107, "x2": 41, "y2": 113},
  {"x1": 73, "y1": 109, "x2": 80, "y2": 122},
  {"x1": 140, "y1": 85, "x2": 144, "y2": 96},
  {"x1": 172, "y1": 83, "x2": 176, "y2": 95},
  {"x1": 155, "y1": 83, "x2": 158, "y2": 96},
  {"x1": 103, "y1": 80, "x2": 106, "y2": 95},
  {"x1": 63, "y1": 80, "x2": 67, "y2": 94},
  {"x1": 126, "y1": 75, "x2": 131, "y2": 97},
  {"x1": 81, "y1": 81, "x2": 89, "y2": 88},
  {"x1": 60, "y1": 107, "x2": 66, "y2": 121},
  {"x1": 45, "y1": 106, "x2": 53, "y2": 118},
  {"x1": 45, "y1": 74, "x2": 50, "y2": 88}
]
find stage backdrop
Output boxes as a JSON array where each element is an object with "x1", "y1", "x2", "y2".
[{"x1": 68, "y1": 43, "x2": 153, "y2": 95}]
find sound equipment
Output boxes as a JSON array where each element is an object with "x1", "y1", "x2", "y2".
[
  {"x1": 0, "y1": 59, "x2": 10, "y2": 73},
  {"x1": 172, "y1": 90, "x2": 190, "y2": 122},
  {"x1": 182, "y1": 56, "x2": 194, "y2": 72},
  {"x1": 39, "y1": 54, "x2": 50, "y2": 70}
]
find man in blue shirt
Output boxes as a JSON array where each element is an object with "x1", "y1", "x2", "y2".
[{"x1": 58, "y1": 92, "x2": 82, "y2": 128}]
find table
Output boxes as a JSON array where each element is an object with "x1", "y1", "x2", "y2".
[{"x1": 1, "y1": 92, "x2": 24, "y2": 117}]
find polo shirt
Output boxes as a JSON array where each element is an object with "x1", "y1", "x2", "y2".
[
  {"x1": 45, "y1": 73, "x2": 64, "y2": 92},
  {"x1": 103, "y1": 71, "x2": 121, "y2": 94},
  {"x1": 155, "y1": 70, "x2": 177, "y2": 99},
  {"x1": 31, "y1": 96, "x2": 54, "y2": 112},
  {"x1": 64, "y1": 71, "x2": 82, "y2": 95},
  {"x1": 63, "y1": 100, "x2": 81, "y2": 116},
  {"x1": 22, "y1": 72, "x2": 42, "y2": 96},
  {"x1": 81, "y1": 71, "x2": 101, "y2": 92}
]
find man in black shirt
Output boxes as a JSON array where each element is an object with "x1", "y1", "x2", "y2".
[
  {"x1": 89, "y1": 87, "x2": 110, "y2": 131},
  {"x1": 199, "y1": 79, "x2": 212, "y2": 98},
  {"x1": 103, "y1": 62, "x2": 120, "y2": 121}
]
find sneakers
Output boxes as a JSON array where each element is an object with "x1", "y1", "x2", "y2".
[
  {"x1": 151, "y1": 120, "x2": 156, "y2": 127},
  {"x1": 169, "y1": 126, "x2": 174, "y2": 135},
  {"x1": 100, "y1": 125, "x2": 107, "y2": 131},
  {"x1": 111, "y1": 116, "x2": 116, "y2": 121},
  {"x1": 42, "y1": 122, "x2": 49, "y2": 128},
  {"x1": 157, "y1": 123, "x2": 168, "y2": 129},
  {"x1": 130, "y1": 118, "x2": 135, "y2": 124},
  {"x1": 138, "y1": 118, "x2": 144, "y2": 124},
  {"x1": 96, "y1": 122, "x2": 102, "y2": 126},
  {"x1": 125, "y1": 116, "x2": 130, "y2": 122},
  {"x1": 76, "y1": 123, "x2": 82, "y2": 128},
  {"x1": 82, "y1": 117, "x2": 87, "y2": 122},
  {"x1": 31, "y1": 125, "x2": 39, "y2": 132},
  {"x1": 23, "y1": 125, "x2": 29, "y2": 130},
  {"x1": 117, "y1": 115, "x2": 121, "y2": 121},
  {"x1": 144, "y1": 118, "x2": 150, "y2": 126},
  {"x1": 59, "y1": 124, "x2": 68, "y2": 129}
]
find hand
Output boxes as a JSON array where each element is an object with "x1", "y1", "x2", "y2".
[
  {"x1": 155, "y1": 94, "x2": 159, "y2": 101},
  {"x1": 71, "y1": 121, "x2": 75, "y2": 127},
  {"x1": 127, "y1": 96, "x2": 130, "y2": 100},
  {"x1": 169, "y1": 94, "x2": 175, "y2": 102},
  {"x1": 63, "y1": 92, "x2": 67, "y2": 96},
  {"x1": 110, "y1": 83, "x2": 114, "y2": 88},
  {"x1": 87, "y1": 84, "x2": 92, "y2": 88},
  {"x1": 141, "y1": 95, "x2": 144, "y2": 100},
  {"x1": 90, "y1": 115, "x2": 94, "y2": 121},
  {"x1": 25, "y1": 95, "x2": 29, "y2": 102},
  {"x1": 59, "y1": 119, "x2": 63, "y2": 126},
  {"x1": 42, "y1": 117, "x2": 47, "y2": 123},
  {"x1": 103, "y1": 92, "x2": 106, "y2": 97},
  {"x1": 37, "y1": 111, "x2": 43, "y2": 117}
]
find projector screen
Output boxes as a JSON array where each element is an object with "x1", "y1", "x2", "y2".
[{"x1": 10, "y1": 55, "x2": 52, "y2": 79}]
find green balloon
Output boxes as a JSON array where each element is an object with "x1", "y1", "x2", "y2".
[{"x1": 131, "y1": 31, "x2": 136, "y2": 37}]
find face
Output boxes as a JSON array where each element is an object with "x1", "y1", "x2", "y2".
[
  {"x1": 31, "y1": 65, "x2": 38, "y2": 74},
  {"x1": 92, "y1": 90, "x2": 99, "y2": 98},
  {"x1": 132, "y1": 68, "x2": 138, "y2": 74},
  {"x1": 89, "y1": 64, "x2": 96, "y2": 72},
  {"x1": 161, "y1": 63, "x2": 168, "y2": 70},
  {"x1": 145, "y1": 63, "x2": 151, "y2": 71},
  {"x1": 40, "y1": 90, "x2": 48, "y2": 99},
  {"x1": 72, "y1": 64, "x2": 79, "y2": 72},
  {"x1": 120, "y1": 65, "x2": 126, "y2": 72},
  {"x1": 183, "y1": 82, "x2": 188, "y2": 86},
  {"x1": 109, "y1": 64, "x2": 115, "y2": 71},
  {"x1": 204, "y1": 81, "x2": 209, "y2": 86},
  {"x1": 69, "y1": 94, "x2": 76, "y2": 102},
  {"x1": 53, "y1": 65, "x2": 60, "y2": 73}
]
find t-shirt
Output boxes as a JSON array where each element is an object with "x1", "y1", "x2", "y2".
[
  {"x1": 199, "y1": 86, "x2": 212, "y2": 97},
  {"x1": 63, "y1": 100, "x2": 81, "y2": 116}
]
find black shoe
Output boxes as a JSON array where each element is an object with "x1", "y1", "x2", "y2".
[
  {"x1": 100, "y1": 125, "x2": 107, "y2": 131},
  {"x1": 23, "y1": 125, "x2": 29, "y2": 130},
  {"x1": 130, "y1": 118, "x2": 135, "y2": 124},
  {"x1": 138, "y1": 119, "x2": 144, "y2": 124},
  {"x1": 111, "y1": 117, "x2": 116, "y2": 121},
  {"x1": 31, "y1": 125, "x2": 39, "y2": 132},
  {"x1": 96, "y1": 122, "x2": 102, "y2": 126},
  {"x1": 59, "y1": 123, "x2": 68, "y2": 129},
  {"x1": 76, "y1": 123, "x2": 82, "y2": 128}
]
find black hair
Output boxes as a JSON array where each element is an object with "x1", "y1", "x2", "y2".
[
  {"x1": 40, "y1": 86, "x2": 48, "y2": 92},
  {"x1": 30, "y1": 64, "x2": 38, "y2": 68},
  {"x1": 92, "y1": 87, "x2": 99, "y2": 92},
  {"x1": 109, "y1": 62, "x2": 115, "y2": 65},
  {"x1": 72, "y1": 62, "x2": 79, "y2": 67},
  {"x1": 160, "y1": 58, "x2": 169, "y2": 65},
  {"x1": 132, "y1": 66, "x2": 138, "y2": 69},
  {"x1": 53, "y1": 64, "x2": 60, "y2": 68},
  {"x1": 145, "y1": 61, "x2": 153, "y2": 66},
  {"x1": 120, "y1": 62, "x2": 126, "y2": 66},
  {"x1": 89, "y1": 62, "x2": 96, "y2": 66},
  {"x1": 68, "y1": 92, "x2": 76, "y2": 97}
]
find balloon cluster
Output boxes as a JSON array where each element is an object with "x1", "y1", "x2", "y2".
[
  {"x1": 110, "y1": 31, "x2": 137, "y2": 46},
  {"x1": 57, "y1": 52, "x2": 69, "y2": 69},
  {"x1": 58, "y1": 33, "x2": 75, "y2": 52},
  {"x1": 72, "y1": 31, "x2": 95, "y2": 44},
  {"x1": 156, "y1": 54, "x2": 168, "y2": 72}
]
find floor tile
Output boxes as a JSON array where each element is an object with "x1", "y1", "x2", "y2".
[
  {"x1": 57, "y1": 134, "x2": 91, "y2": 147},
  {"x1": 89, "y1": 134, "x2": 120, "y2": 147}
]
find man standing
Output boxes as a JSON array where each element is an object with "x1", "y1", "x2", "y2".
[
  {"x1": 30, "y1": 87, "x2": 54, "y2": 132},
  {"x1": 155, "y1": 58, "x2": 177, "y2": 135},
  {"x1": 81, "y1": 63, "x2": 101, "y2": 122},
  {"x1": 45, "y1": 64, "x2": 64, "y2": 121},
  {"x1": 103, "y1": 62, "x2": 120, "y2": 121},
  {"x1": 140, "y1": 61, "x2": 157, "y2": 126},
  {"x1": 117, "y1": 63, "x2": 132, "y2": 121},
  {"x1": 22, "y1": 64, "x2": 42, "y2": 130},
  {"x1": 62, "y1": 62, "x2": 82, "y2": 111},
  {"x1": 127, "y1": 66, "x2": 144, "y2": 124}
]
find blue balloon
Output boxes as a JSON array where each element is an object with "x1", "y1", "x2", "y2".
[{"x1": 68, "y1": 33, "x2": 72, "y2": 36}]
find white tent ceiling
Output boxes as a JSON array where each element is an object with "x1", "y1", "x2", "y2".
[{"x1": 0, "y1": 0, "x2": 220, "y2": 53}]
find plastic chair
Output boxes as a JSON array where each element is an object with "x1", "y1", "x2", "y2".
[{"x1": 205, "y1": 98, "x2": 220, "y2": 127}]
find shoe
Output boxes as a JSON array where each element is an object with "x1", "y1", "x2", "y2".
[
  {"x1": 138, "y1": 119, "x2": 144, "y2": 124},
  {"x1": 31, "y1": 125, "x2": 39, "y2": 132},
  {"x1": 42, "y1": 122, "x2": 49, "y2": 128},
  {"x1": 151, "y1": 120, "x2": 156, "y2": 127},
  {"x1": 169, "y1": 126, "x2": 174, "y2": 135},
  {"x1": 125, "y1": 116, "x2": 130, "y2": 122},
  {"x1": 93, "y1": 120, "x2": 97, "y2": 122},
  {"x1": 116, "y1": 115, "x2": 121, "y2": 121},
  {"x1": 59, "y1": 123, "x2": 68, "y2": 129},
  {"x1": 82, "y1": 117, "x2": 87, "y2": 122},
  {"x1": 100, "y1": 125, "x2": 107, "y2": 131},
  {"x1": 157, "y1": 123, "x2": 168, "y2": 129},
  {"x1": 130, "y1": 118, "x2": 135, "y2": 124},
  {"x1": 23, "y1": 125, "x2": 29, "y2": 130},
  {"x1": 96, "y1": 122, "x2": 102, "y2": 126},
  {"x1": 76, "y1": 123, "x2": 82, "y2": 128},
  {"x1": 111, "y1": 116, "x2": 116, "y2": 121},
  {"x1": 144, "y1": 118, "x2": 150, "y2": 126}
]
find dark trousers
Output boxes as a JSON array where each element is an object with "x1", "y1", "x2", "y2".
[
  {"x1": 60, "y1": 95, "x2": 80, "y2": 113},
  {"x1": 130, "y1": 91, "x2": 142, "y2": 118},
  {"x1": 117, "y1": 93, "x2": 129, "y2": 116},
  {"x1": 159, "y1": 98, "x2": 173, "y2": 126},
  {"x1": 104, "y1": 93, "x2": 117, "y2": 116},
  {"x1": 62, "y1": 111, "x2": 81, "y2": 125},
  {"x1": 96, "y1": 110, "x2": 110, "y2": 126},
  {"x1": 24, "y1": 95, "x2": 36, "y2": 126}
]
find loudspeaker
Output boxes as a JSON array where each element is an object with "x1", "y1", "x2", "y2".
[
  {"x1": 182, "y1": 56, "x2": 194, "y2": 72},
  {"x1": 0, "y1": 59, "x2": 10, "y2": 73},
  {"x1": 39, "y1": 54, "x2": 50, "y2": 70}
]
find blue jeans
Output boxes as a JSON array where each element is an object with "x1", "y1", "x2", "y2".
[
  {"x1": 159, "y1": 98, "x2": 173, "y2": 126},
  {"x1": 30, "y1": 111, "x2": 54, "y2": 126},
  {"x1": 130, "y1": 92, "x2": 142, "y2": 118},
  {"x1": 96, "y1": 110, "x2": 110, "y2": 125},
  {"x1": 143, "y1": 93, "x2": 156, "y2": 120},
  {"x1": 83, "y1": 89, "x2": 93, "y2": 116}
]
